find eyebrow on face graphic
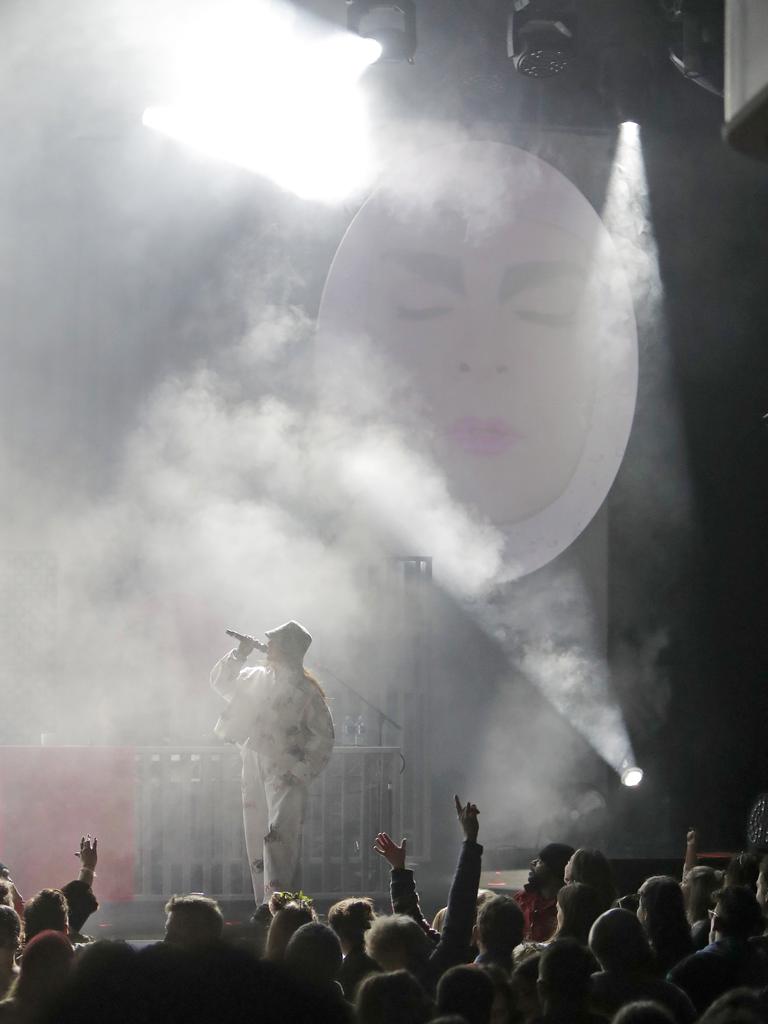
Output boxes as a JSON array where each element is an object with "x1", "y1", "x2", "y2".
[
  {"x1": 498, "y1": 260, "x2": 587, "y2": 327},
  {"x1": 381, "y1": 249, "x2": 463, "y2": 320},
  {"x1": 381, "y1": 249, "x2": 587, "y2": 324}
]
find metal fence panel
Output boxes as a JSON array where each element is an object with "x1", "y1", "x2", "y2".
[{"x1": 134, "y1": 746, "x2": 401, "y2": 900}]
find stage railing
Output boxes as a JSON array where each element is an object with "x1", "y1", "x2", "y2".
[{"x1": 133, "y1": 746, "x2": 402, "y2": 900}]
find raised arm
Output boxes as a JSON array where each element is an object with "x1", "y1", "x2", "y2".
[
  {"x1": 374, "y1": 794, "x2": 483, "y2": 964},
  {"x1": 374, "y1": 832, "x2": 437, "y2": 937},
  {"x1": 210, "y1": 637, "x2": 255, "y2": 700},
  {"x1": 429, "y1": 796, "x2": 482, "y2": 974},
  {"x1": 683, "y1": 827, "x2": 698, "y2": 881},
  {"x1": 77, "y1": 835, "x2": 98, "y2": 888}
]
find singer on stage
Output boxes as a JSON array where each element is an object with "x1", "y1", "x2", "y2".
[{"x1": 210, "y1": 621, "x2": 334, "y2": 904}]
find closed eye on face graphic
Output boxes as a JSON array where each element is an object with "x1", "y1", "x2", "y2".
[{"x1": 382, "y1": 249, "x2": 586, "y2": 325}]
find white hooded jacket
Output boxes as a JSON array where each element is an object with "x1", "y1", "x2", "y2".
[{"x1": 211, "y1": 651, "x2": 334, "y2": 785}]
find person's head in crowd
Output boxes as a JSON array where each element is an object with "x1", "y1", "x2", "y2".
[
  {"x1": 612, "y1": 1001, "x2": 676, "y2": 1024},
  {"x1": 364, "y1": 913, "x2": 432, "y2": 973},
  {"x1": 528, "y1": 844, "x2": 575, "y2": 898},
  {"x1": 328, "y1": 897, "x2": 375, "y2": 954},
  {"x1": 637, "y1": 876, "x2": 693, "y2": 971},
  {"x1": 699, "y1": 987, "x2": 768, "y2": 1024},
  {"x1": 132, "y1": 942, "x2": 193, "y2": 1021},
  {"x1": 552, "y1": 883, "x2": 603, "y2": 945},
  {"x1": 0, "y1": 904, "x2": 21, "y2": 947},
  {"x1": 61, "y1": 880, "x2": 99, "y2": 936},
  {"x1": 13, "y1": 929, "x2": 74, "y2": 1013},
  {"x1": 682, "y1": 865, "x2": 722, "y2": 926},
  {"x1": 356, "y1": 969, "x2": 433, "y2": 1024},
  {"x1": 284, "y1": 922, "x2": 343, "y2": 991},
  {"x1": 511, "y1": 951, "x2": 542, "y2": 1023},
  {"x1": 564, "y1": 849, "x2": 618, "y2": 913},
  {"x1": 437, "y1": 964, "x2": 495, "y2": 1024},
  {"x1": 54, "y1": 940, "x2": 140, "y2": 1023},
  {"x1": 475, "y1": 894, "x2": 525, "y2": 962},
  {"x1": 268, "y1": 891, "x2": 291, "y2": 915},
  {"x1": 23, "y1": 888, "x2": 68, "y2": 943},
  {"x1": 709, "y1": 885, "x2": 765, "y2": 942},
  {"x1": 433, "y1": 889, "x2": 494, "y2": 934},
  {"x1": 265, "y1": 899, "x2": 316, "y2": 962},
  {"x1": 537, "y1": 938, "x2": 595, "y2": 1015},
  {"x1": 725, "y1": 853, "x2": 760, "y2": 893},
  {"x1": 482, "y1": 964, "x2": 516, "y2": 1024},
  {"x1": 0, "y1": 906, "x2": 22, "y2": 997},
  {"x1": 164, "y1": 894, "x2": 224, "y2": 949},
  {"x1": 589, "y1": 908, "x2": 654, "y2": 975},
  {"x1": 0, "y1": 905, "x2": 21, "y2": 948},
  {"x1": 0, "y1": 868, "x2": 21, "y2": 919},
  {"x1": 757, "y1": 857, "x2": 768, "y2": 910},
  {"x1": 432, "y1": 906, "x2": 448, "y2": 934},
  {"x1": 616, "y1": 893, "x2": 641, "y2": 915}
]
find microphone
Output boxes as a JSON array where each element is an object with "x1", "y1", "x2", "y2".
[{"x1": 225, "y1": 629, "x2": 267, "y2": 653}]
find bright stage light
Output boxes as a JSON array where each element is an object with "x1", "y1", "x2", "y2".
[
  {"x1": 142, "y1": 1, "x2": 382, "y2": 202},
  {"x1": 358, "y1": 38, "x2": 385, "y2": 65},
  {"x1": 347, "y1": 1, "x2": 417, "y2": 63},
  {"x1": 621, "y1": 766, "x2": 644, "y2": 788}
]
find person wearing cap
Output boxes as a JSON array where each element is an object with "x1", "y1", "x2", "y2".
[
  {"x1": 210, "y1": 621, "x2": 334, "y2": 904},
  {"x1": 514, "y1": 842, "x2": 575, "y2": 942}
]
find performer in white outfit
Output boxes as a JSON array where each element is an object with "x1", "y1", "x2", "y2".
[{"x1": 210, "y1": 621, "x2": 334, "y2": 904}]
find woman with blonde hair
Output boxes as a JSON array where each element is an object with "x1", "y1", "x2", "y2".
[
  {"x1": 265, "y1": 899, "x2": 316, "y2": 963},
  {"x1": 432, "y1": 890, "x2": 493, "y2": 935}
]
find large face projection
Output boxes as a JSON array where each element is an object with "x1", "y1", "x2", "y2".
[{"x1": 317, "y1": 142, "x2": 638, "y2": 577}]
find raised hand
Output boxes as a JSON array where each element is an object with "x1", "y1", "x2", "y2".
[
  {"x1": 454, "y1": 794, "x2": 480, "y2": 842},
  {"x1": 373, "y1": 832, "x2": 407, "y2": 870},
  {"x1": 226, "y1": 630, "x2": 264, "y2": 659},
  {"x1": 237, "y1": 637, "x2": 257, "y2": 660},
  {"x1": 77, "y1": 835, "x2": 98, "y2": 873},
  {"x1": 683, "y1": 826, "x2": 698, "y2": 879}
]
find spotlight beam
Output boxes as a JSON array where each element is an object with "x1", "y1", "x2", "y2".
[
  {"x1": 142, "y1": 1, "x2": 381, "y2": 202},
  {"x1": 347, "y1": 0, "x2": 417, "y2": 63}
]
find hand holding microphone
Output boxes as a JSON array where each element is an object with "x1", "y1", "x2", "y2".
[{"x1": 225, "y1": 629, "x2": 268, "y2": 660}]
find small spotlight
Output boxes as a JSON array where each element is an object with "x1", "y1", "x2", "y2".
[
  {"x1": 621, "y1": 766, "x2": 644, "y2": 788},
  {"x1": 507, "y1": 2, "x2": 577, "y2": 79},
  {"x1": 359, "y1": 37, "x2": 384, "y2": 65},
  {"x1": 346, "y1": 1, "x2": 417, "y2": 63}
]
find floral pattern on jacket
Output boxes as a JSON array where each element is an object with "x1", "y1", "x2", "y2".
[{"x1": 211, "y1": 652, "x2": 334, "y2": 784}]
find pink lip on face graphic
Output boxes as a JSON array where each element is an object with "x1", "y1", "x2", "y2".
[{"x1": 447, "y1": 417, "x2": 525, "y2": 455}]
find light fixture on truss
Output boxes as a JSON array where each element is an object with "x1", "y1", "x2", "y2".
[
  {"x1": 507, "y1": 0, "x2": 577, "y2": 78},
  {"x1": 346, "y1": 0, "x2": 417, "y2": 63}
]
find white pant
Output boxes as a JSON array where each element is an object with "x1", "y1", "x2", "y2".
[{"x1": 241, "y1": 748, "x2": 308, "y2": 904}]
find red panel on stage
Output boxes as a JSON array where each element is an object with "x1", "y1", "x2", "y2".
[{"x1": 0, "y1": 747, "x2": 135, "y2": 901}]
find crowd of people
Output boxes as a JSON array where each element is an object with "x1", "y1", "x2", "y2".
[{"x1": 3, "y1": 807, "x2": 768, "y2": 1024}]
